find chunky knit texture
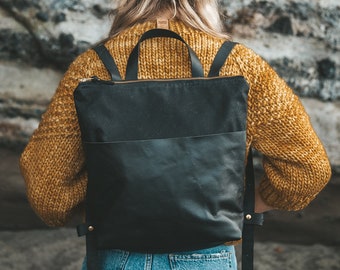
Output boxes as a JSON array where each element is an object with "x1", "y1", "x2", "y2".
[{"x1": 20, "y1": 20, "x2": 331, "y2": 227}]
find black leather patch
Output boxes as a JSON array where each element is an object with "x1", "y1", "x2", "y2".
[{"x1": 85, "y1": 132, "x2": 246, "y2": 252}]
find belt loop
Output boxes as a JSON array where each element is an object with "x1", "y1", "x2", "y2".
[{"x1": 144, "y1": 253, "x2": 153, "y2": 270}]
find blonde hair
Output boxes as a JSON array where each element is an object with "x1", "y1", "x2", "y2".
[{"x1": 108, "y1": 0, "x2": 229, "y2": 39}]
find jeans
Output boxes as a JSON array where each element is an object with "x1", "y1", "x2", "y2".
[{"x1": 81, "y1": 245, "x2": 237, "y2": 270}]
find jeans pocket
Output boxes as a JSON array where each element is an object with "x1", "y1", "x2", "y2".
[
  {"x1": 169, "y1": 250, "x2": 235, "y2": 270},
  {"x1": 81, "y1": 250, "x2": 130, "y2": 270},
  {"x1": 102, "y1": 250, "x2": 130, "y2": 270}
]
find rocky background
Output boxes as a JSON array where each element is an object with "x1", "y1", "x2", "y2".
[{"x1": 0, "y1": 0, "x2": 339, "y2": 269}]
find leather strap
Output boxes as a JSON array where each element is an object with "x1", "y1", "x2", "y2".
[
  {"x1": 76, "y1": 222, "x2": 99, "y2": 270},
  {"x1": 242, "y1": 150, "x2": 264, "y2": 270},
  {"x1": 208, "y1": 42, "x2": 236, "y2": 77},
  {"x1": 80, "y1": 152, "x2": 261, "y2": 270},
  {"x1": 125, "y1": 29, "x2": 204, "y2": 80},
  {"x1": 86, "y1": 232, "x2": 99, "y2": 270},
  {"x1": 93, "y1": 45, "x2": 122, "y2": 81}
]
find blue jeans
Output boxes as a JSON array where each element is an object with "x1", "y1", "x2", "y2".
[{"x1": 81, "y1": 245, "x2": 237, "y2": 270}]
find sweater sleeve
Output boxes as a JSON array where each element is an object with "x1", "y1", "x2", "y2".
[
  {"x1": 234, "y1": 44, "x2": 332, "y2": 211},
  {"x1": 19, "y1": 49, "x2": 103, "y2": 226}
]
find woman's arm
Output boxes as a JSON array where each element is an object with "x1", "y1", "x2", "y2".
[
  {"x1": 255, "y1": 187, "x2": 275, "y2": 213},
  {"x1": 233, "y1": 44, "x2": 332, "y2": 211},
  {"x1": 20, "y1": 49, "x2": 105, "y2": 226}
]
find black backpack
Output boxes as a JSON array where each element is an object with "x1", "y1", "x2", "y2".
[{"x1": 74, "y1": 29, "x2": 263, "y2": 270}]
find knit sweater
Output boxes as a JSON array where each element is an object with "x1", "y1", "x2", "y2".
[{"x1": 20, "y1": 20, "x2": 331, "y2": 227}]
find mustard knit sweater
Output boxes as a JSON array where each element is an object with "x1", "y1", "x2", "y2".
[{"x1": 20, "y1": 20, "x2": 331, "y2": 227}]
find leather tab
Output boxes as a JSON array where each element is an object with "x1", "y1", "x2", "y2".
[
  {"x1": 77, "y1": 223, "x2": 94, "y2": 237},
  {"x1": 244, "y1": 213, "x2": 264, "y2": 226},
  {"x1": 157, "y1": 18, "x2": 169, "y2": 29}
]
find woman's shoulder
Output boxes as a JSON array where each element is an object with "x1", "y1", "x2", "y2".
[
  {"x1": 227, "y1": 42, "x2": 263, "y2": 66},
  {"x1": 64, "y1": 45, "x2": 112, "y2": 81},
  {"x1": 71, "y1": 21, "x2": 265, "y2": 81}
]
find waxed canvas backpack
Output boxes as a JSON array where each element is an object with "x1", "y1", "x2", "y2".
[{"x1": 74, "y1": 29, "x2": 263, "y2": 270}]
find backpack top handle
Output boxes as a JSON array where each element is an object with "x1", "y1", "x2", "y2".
[
  {"x1": 93, "y1": 29, "x2": 237, "y2": 82},
  {"x1": 125, "y1": 28, "x2": 205, "y2": 80}
]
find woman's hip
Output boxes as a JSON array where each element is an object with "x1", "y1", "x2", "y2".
[{"x1": 82, "y1": 244, "x2": 237, "y2": 270}]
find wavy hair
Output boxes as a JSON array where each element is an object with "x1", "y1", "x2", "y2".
[{"x1": 108, "y1": 0, "x2": 229, "y2": 39}]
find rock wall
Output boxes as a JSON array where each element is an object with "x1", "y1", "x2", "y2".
[
  {"x1": 0, "y1": 0, "x2": 339, "y2": 247},
  {"x1": 0, "y1": 0, "x2": 339, "y2": 169}
]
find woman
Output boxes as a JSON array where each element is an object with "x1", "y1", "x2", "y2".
[{"x1": 20, "y1": 0, "x2": 331, "y2": 269}]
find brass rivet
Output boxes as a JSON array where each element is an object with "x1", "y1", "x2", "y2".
[
  {"x1": 88, "y1": 225, "x2": 94, "y2": 232},
  {"x1": 245, "y1": 214, "x2": 252, "y2": 220}
]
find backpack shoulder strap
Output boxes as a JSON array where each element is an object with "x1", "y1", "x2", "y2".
[
  {"x1": 208, "y1": 41, "x2": 237, "y2": 77},
  {"x1": 93, "y1": 44, "x2": 122, "y2": 81}
]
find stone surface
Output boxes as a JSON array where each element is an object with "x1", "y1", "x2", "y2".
[
  {"x1": 0, "y1": 2, "x2": 339, "y2": 266},
  {"x1": 0, "y1": 227, "x2": 340, "y2": 270},
  {"x1": 301, "y1": 99, "x2": 340, "y2": 172},
  {"x1": 1, "y1": 147, "x2": 339, "y2": 245},
  {"x1": 0, "y1": 0, "x2": 339, "y2": 165}
]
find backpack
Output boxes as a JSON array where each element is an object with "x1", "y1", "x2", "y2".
[{"x1": 74, "y1": 29, "x2": 263, "y2": 270}]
